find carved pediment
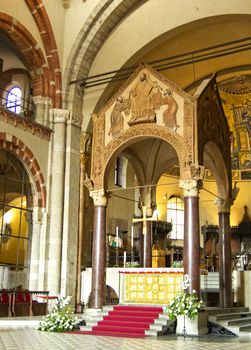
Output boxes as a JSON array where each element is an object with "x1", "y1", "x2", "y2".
[{"x1": 96, "y1": 64, "x2": 193, "y2": 146}]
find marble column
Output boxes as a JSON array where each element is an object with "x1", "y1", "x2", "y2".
[
  {"x1": 180, "y1": 179, "x2": 201, "y2": 295},
  {"x1": 47, "y1": 109, "x2": 68, "y2": 295},
  {"x1": 142, "y1": 220, "x2": 152, "y2": 267},
  {"x1": 215, "y1": 198, "x2": 232, "y2": 308},
  {"x1": 89, "y1": 190, "x2": 107, "y2": 309}
]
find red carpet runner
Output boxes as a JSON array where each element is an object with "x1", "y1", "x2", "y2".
[{"x1": 71, "y1": 305, "x2": 163, "y2": 338}]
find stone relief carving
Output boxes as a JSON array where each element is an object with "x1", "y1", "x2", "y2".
[
  {"x1": 128, "y1": 72, "x2": 157, "y2": 125},
  {"x1": 108, "y1": 96, "x2": 130, "y2": 136},
  {"x1": 103, "y1": 124, "x2": 184, "y2": 178},
  {"x1": 161, "y1": 89, "x2": 179, "y2": 132},
  {"x1": 80, "y1": 132, "x2": 92, "y2": 155},
  {"x1": 91, "y1": 113, "x2": 105, "y2": 188},
  {"x1": 183, "y1": 101, "x2": 194, "y2": 178}
]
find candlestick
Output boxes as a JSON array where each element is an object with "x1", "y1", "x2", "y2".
[
  {"x1": 116, "y1": 226, "x2": 119, "y2": 248},
  {"x1": 123, "y1": 251, "x2": 126, "y2": 267}
]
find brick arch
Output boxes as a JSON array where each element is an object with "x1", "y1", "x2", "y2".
[
  {"x1": 63, "y1": 0, "x2": 140, "y2": 119},
  {"x1": 0, "y1": 12, "x2": 50, "y2": 104},
  {"x1": 0, "y1": 132, "x2": 46, "y2": 208},
  {"x1": 24, "y1": 0, "x2": 62, "y2": 108}
]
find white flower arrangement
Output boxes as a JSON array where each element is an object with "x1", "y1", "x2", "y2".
[
  {"x1": 165, "y1": 274, "x2": 203, "y2": 321},
  {"x1": 125, "y1": 261, "x2": 139, "y2": 268},
  {"x1": 38, "y1": 296, "x2": 78, "y2": 332}
]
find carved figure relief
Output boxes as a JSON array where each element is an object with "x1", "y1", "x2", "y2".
[
  {"x1": 128, "y1": 72, "x2": 156, "y2": 125},
  {"x1": 108, "y1": 96, "x2": 130, "y2": 136},
  {"x1": 161, "y1": 89, "x2": 179, "y2": 132}
]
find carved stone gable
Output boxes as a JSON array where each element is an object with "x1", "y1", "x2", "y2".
[
  {"x1": 98, "y1": 64, "x2": 192, "y2": 147},
  {"x1": 91, "y1": 64, "x2": 195, "y2": 190}
]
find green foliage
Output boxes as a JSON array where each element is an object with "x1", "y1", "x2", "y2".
[
  {"x1": 165, "y1": 274, "x2": 203, "y2": 320},
  {"x1": 38, "y1": 296, "x2": 78, "y2": 332},
  {"x1": 125, "y1": 261, "x2": 140, "y2": 267}
]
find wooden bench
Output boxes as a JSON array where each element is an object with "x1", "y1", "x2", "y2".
[{"x1": 0, "y1": 290, "x2": 49, "y2": 317}]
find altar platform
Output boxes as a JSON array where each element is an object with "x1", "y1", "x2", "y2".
[{"x1": 81, "y1": 268, "x2": 208, "y2": 307}]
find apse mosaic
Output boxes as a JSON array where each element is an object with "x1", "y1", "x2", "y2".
[{"x1": 217, "y1": 75, "x2": 251, "y2": 181}]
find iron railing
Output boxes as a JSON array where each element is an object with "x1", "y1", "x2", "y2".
[{"x1": 0, "y1": 87, "x2": 35, "y2": 119}]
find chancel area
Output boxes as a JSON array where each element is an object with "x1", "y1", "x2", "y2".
[{"x1": 1, "y1": 0, "x2": 251, "y2": 339}]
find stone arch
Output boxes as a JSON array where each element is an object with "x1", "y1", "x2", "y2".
[
  {"x1": 0, "y1": 132, "x2": 46, "y2": 208},
  {"x1": 24, "y1": 0, "x2": 62, "y2": 108},
  {"x1": 101, "y1": 124, "x2": 184, "y2": 191},
  {"x1": 0, "y1": 13, "x2": 50, "y2": 105},
  {"x1": 63, "y1": 0, "x2": 140, "y2": 117}
]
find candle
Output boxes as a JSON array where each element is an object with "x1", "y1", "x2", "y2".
[
  {"x1": 123, "y1": 251, "x2": 126, "y2": 266},
  {"x1": 131, "y1": 226, "x2": 134, "y2": 248},
  {"x1": 116, "y1": 226, "x2": 119, "y2": 247}
]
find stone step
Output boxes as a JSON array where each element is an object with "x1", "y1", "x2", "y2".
[
  {"x1": 209, "y1": 312, "x2": 251, "y2": 322},
  {"x1": 227, "y1": 317, "x2": 251, "y2": 326},
  {"x1": 206, "y1": 307, "x2": 249, "y2": 316},
  {"x1": 145, "y1": 329, "x2": 162, "y2": 337},
  {"x1": 79, "y1": 325, "x2": 93, "y2": 331},
  {"x1": 154, "y1": 318, "x2": 169, "y2": 325},
  {"x1": 149, "y1": 324, "x2": 163, "y2": 332}
]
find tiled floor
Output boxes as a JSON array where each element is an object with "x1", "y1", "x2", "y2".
[{"x1": 0, "y1": 330, "x2": 251, "y2": 350}]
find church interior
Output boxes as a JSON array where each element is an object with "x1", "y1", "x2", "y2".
[{"x1": 1, "y1": 0, "x2": 251, "y2": 331}]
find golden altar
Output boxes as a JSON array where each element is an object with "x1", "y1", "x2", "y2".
[{"x1": 119, "y1": 268, "x2": 183, "y2": 305}]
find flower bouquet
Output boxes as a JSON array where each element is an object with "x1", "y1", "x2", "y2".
[{"x1": 38, "y1": 296, "x2": 78, "y2": 332}]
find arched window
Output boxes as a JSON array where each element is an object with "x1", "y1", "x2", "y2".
[
  {"x1": 6, "y1": 86, "x2": 22, "y2": 114},
  {"x1": 0, "y1": 149, "x2": 32, "y2": 289},
  {"x1": 167, "y1": 196, "x2": 184, "y2": 240}
]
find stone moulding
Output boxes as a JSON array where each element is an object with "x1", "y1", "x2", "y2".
[{"x1": 0, "y1": 108, "x2": 52, "y2": 140}]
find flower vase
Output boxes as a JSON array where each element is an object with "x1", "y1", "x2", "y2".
[{"x1": 176, "y1": 311, "x2": 208, "y2": 336}]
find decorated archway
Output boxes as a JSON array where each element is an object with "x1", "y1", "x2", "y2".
[{"x1": 89, "y1": 64, "x2": 231, "y2": 308}]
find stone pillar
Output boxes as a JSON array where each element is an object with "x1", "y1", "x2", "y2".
[
  {"x1": 60, "y1": 113, "x2": 81, "y2": 301},
  {"x1": 180, "y1": 179, "x2": 201, "y2": 295},
  {"x1": 29, "y1": 208, "x2": 42, "y2": 291},
  {"x1": 89, "y1": 190, "x2": 107, "y2": 309},
  {"x1": 33, "y1": 96, "x2": 51, "y2": 126},
  {"x1": 47, "y1": 109, "x2": 68, "y2": 295},
  {"x1": 215, "y1": 198, "x2": 232, "y2": 308}
]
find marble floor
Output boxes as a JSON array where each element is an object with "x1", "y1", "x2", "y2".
[{"x1": 0, "y1": 329, "x2": 250, "y2": 350}]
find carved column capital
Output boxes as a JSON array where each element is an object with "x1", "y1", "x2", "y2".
[
  {"x1": 215, "y1": 198, "x2": 232, "y2": 213},
  {"x1": 33, "y1": 95, "x2": 51, "y2": 106},
  {"x1": 49, "y1": 108, "x2": 70, "y2": 124},
  {"x1": 67, "y1": 112, "x2": 82, "y2": 128},
  {"x1": 90, "y1": 189, "x2": 108, "y2": 207},
  {"x1": 179, "y1": 179, "x2": 202, "y2": 197}
]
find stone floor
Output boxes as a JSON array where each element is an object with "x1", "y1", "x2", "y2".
[
  {"x1": 0, "y1": 330, "x2": 251, "y2": 350},
  {"x1": 0, "y1": 317, "x2": 251, "y2": 350}
]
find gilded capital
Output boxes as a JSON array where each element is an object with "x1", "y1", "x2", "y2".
[
  {"x1": 215, "y1": 198, "x2": 232, "y2": 213},
  {"x1": 179, "y1": 179, "x2": 202, "y2": 197},
  {"x1": 90, "y1": 189, "x2": 108, "y2": 206}
]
